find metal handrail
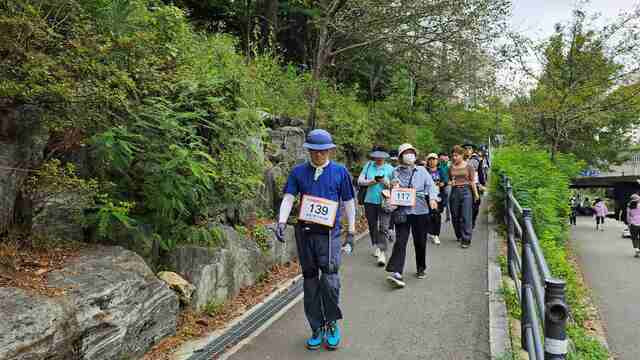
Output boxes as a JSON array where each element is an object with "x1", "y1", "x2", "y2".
[{"x1": 501, "y1": 174, "x2": 570, "y2": 360}]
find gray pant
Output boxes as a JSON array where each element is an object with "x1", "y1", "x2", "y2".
[
  {"x1": 364, "y1": 203, "x2": 389, "y2": 251},
  {"x1": 631, "y1": 224, "x2": 640, "y2": 249},
  {"x1": 295, "y1": 225, "x2": 342, "y2": 331},
  {"x1": 450, "y1": 185, "x2": 473, "y2": 245},
  {"x1": 443, "y1": 185, "x2": 452, "y2": 221}
]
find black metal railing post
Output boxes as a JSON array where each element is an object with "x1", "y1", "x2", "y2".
[
  {"x1": 521, "y1": 208, "x2": 533, "y2": 351},
  {"x1": 506, "y1": 180, "x2": 515, "y2": 279},
  {"x1": 501, "y1": 174, "x2": 508, "y2": 224},
  {"x1": 544, "y1": 278, "x2": 569, "y2": 360},
  {"x1": 500, "y1": 175, "x2": 570, "y2": 359}
]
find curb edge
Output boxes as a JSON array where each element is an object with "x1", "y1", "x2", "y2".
[
  {"x1": 173, "y1": 230, "x2": 370, "y2": 360},
  {"x1": 487, "y1": 203, "x2": 511, "y2": 359}
]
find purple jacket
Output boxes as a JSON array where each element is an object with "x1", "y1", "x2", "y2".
[
  {"x1": 593, "y1": 202, "x2": 608, "y2": 217},
  {"x1": 628, "y1": 206, "x2": 640, "y2": 226}
]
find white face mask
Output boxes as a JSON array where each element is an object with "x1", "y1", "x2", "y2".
[{"x1": 402, "y1": 153, "x2": 416, "y2": 165}]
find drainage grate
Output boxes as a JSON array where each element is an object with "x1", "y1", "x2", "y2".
[{"x1": 188, "y1": 278, "x2": 304, "y2": 360}]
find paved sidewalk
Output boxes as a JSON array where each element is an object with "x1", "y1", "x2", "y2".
[
  {"x1": 228, "y1": 207, "x2": 490, "y2": 360},
  {"x1": 571, "y1": 217, "x2": 639, "y2": 360}
]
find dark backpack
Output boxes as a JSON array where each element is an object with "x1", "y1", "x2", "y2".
[{"x1": 474, "y1": 155, "x2": 487, "y2": 186}]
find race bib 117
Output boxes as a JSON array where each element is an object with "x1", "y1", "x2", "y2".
[
  {"x1": 298, "y1": 195, "x2": 339, "y2": 227},
  {"x1": 389, "y1": 188, "x2": 417, "y2": 207}
]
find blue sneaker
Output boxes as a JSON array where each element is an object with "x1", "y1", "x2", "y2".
[
  {"x1": 325, "y1": 321, "x2": 341, "y2": 350},
  {"x1": 306, "y1": 328, "x2": 324, "y2": 350}
]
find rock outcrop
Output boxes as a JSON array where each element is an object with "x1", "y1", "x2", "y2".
[
  {"x1": 0, "y1": 246, "x2": 179, "y2": 360},
  {"x1": 158, "y1": 271, "x2": 195, "y2": 305},
  {"x1": 0, "y1": 105, "x2": 47, "y2": 234},
  {"x1": 169, "y1": 225, "x2": 297, "y2": 309},
  {"x1": 266, "y1": 126, "x2": 306, "y2": 166}
]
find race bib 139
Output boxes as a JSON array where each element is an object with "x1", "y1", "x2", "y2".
[{"x1": 298, "y1": 195, "x2": 339, "y2": 227}]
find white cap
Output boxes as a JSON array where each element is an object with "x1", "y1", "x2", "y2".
[
  {"x1": 398, "y1": 143, "x2": 417, "y2": 157},
  {"x1": 426, "y1": 153, "x2": 438, "y2": 160}
]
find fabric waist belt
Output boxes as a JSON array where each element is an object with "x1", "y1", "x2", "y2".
[{"x1": 297, "y1": 222, "x2": 333, "y2": 234}]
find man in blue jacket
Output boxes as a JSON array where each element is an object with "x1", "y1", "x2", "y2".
[{"x1": 275, "y1": 129, "x2": 356, "y2": 351}]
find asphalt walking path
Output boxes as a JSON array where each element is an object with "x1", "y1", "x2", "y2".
[
  {"x1": 229, "y1": 205, "x2": 490, "y2": 360},
  {"x1": 571, "y1": 217, "x2": 640, "y2": 360}
]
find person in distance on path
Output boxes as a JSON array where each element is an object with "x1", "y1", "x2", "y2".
[
  {"x1": 463, "y1": 143, "x2": 485, "y2": 229},
  {"x1": 592, "y1": 198, "x2": 608, "y2": 231},
  {"x1": 357, "y1": 146, "x2": 394, "y2": 266},
  {"x1": 438, "y1": 152, "x2": 452, "y2": 223},
  {"x1": 385, "y1": 143, "x2": 439, "y2": 288},
  {"x1": 569, "y1": 196, "x2": 578, "y2": 226},
  {"x1": 448, "y1": 145, "x2": 480, "y2": 248},
  {"x1": 627, "y1": 194, "x2": 640, "y2": 257},
  {"x1": 274, "y1": 129, "x2": 356, "y2": 351},
  {"x1": 425, "y1": 153, "x2": 446, "y2": 245},
  {"x1": 463, "y1": 143, "x2": 484, "y2": 228}
]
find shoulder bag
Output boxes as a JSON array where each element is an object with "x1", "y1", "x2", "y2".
[
  {"x1": 357, "y1": 162, "x2": 372, "y2": 205},
  {"x1": 392, "y1": 168, "x2": 416, "y2": 225}
]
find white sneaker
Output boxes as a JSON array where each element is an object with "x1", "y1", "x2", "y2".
[
  {"x1": 386, "y1": 272, "x2": 405, "y2": 288},
  {"x1": 342, "y1": 243, "x2": 353, "y2": 255},
  {"x1": 373, "y1": 247, "x2": 381, "y2": 258},
  {"x1": 432, "y1": 235, "x2": 441, "y2": 245},
  {"x1": 635, "y1": 248, "x2": 639, "y2": 258},
  {"x1": 377, "y1": 252, "x2": 387, "y2": 266}
]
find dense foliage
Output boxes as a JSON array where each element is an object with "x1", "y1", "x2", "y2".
[
  {"x1": 490, "y1": 146, "x2": 609, "y2": 359},
  {"x1": 507, "y1": 9, "x2": 640, "y2": 166},
  {"x1": 2, "y1": 0, "x2": 507, "y2": 249},
  {"x1": 3, "y1": 0, "x2": 634, "y2": 253}
]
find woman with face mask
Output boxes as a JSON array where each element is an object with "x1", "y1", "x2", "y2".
[
  {"x1": 385, "y1": 144, "x2": 439, "y2": 288},
  {"x1": 356, "y1": 146, "x2": 394, "y2": 266}
]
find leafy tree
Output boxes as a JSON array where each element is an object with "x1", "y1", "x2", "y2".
[
  {"x1": 283, "y1": 0, "x2": 510, "y2": 128},
  {"x1": 507, "y1": 8, "x2": 640, "y2": 165}
]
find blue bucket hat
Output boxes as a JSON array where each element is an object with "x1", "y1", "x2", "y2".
[
  {"x1": 369, "y1": 146, "x2": 389, "y2": 159},
  {"x1": 303, "y1": 129, "x2": 336, "y2": 151}
]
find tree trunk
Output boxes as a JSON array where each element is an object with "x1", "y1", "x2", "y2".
[
  {"x1": 258, "y1": 0, "x2": 278, "y2": 50},
  {"x1": 307, "y1": 20, "x2": 331, "y2": 130},
  {"x1": 551, "y1": 141, "x2": 559, "y2": 162}
]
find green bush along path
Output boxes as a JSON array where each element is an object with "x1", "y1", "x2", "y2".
[{"x1": 490, "y1": 146, "x2": 609, "y2": 360}]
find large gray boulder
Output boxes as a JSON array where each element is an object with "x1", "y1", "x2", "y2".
[
  {"x1": 261, "y1": 114, "x2": 305, "y2": 129},
  {"x1": 263, "y1": 165, "x2": 285, "y2": 214},
  {"x1": 0, "y1": 246, "x2": 179, "y2": 360},
  {"x1": 169, "y1": 225, "x2": 297, "y2": 309},
  {"x1": 0, "y1": 105, "x2": 47, "y2": 234},
  {"x1": 0, "y1": 288, "x2": 76, "y2": 360},
  {"x1": 266, "y1": 126, "x2": 306, "y2": 165},
  {"x1": 31, "y1": 191, "x2": 89, "y2": 242}
]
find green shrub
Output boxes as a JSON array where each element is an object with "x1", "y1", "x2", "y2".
[
  {"x1": 567, "y1": 326, "x2": 610, "y2": 360},
  {"x1": 253, "y1": 224, "x2": 271, "y2": 254},
  {"x1": 490, "y1": 146, "x2": 607, "y2": 359},
  {"x1": 203, "y1": 299, "x2": 225, "y2": 316},
  {"x1": 500, "y1": 280, "x2": 521, "y2": 319}
]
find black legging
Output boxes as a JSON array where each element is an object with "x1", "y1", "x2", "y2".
[
  {"x1": 472, "y1": 198, "x2": 481, "y2": 229},
  {"x1": 386, "y1": 214, "x2": 429, "y2": 274},
  {"x1": 631, "y1": 224, "x2": 640, "y2": 249},
  {"x1": 364, "y1": 203, "x2": 387, "y2": 251},
  {"x1": 427, "y1": 197, "x2": 445, "y2": 237}
]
